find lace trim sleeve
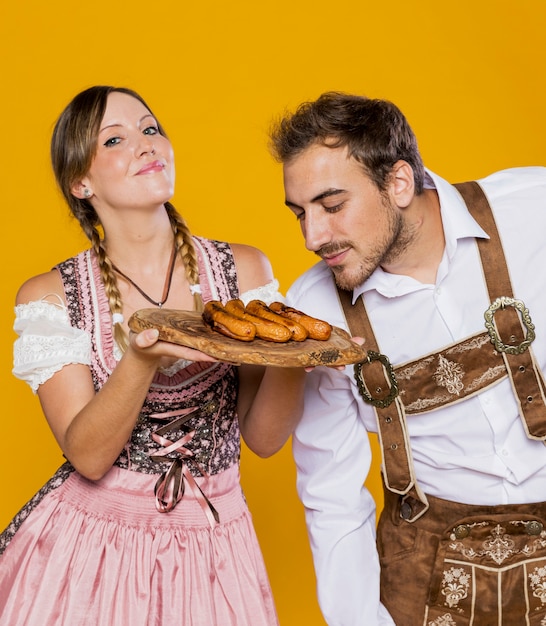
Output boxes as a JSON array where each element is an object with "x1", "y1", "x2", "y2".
[
  {"x1": 13, "y1": 298, "x2": 92, "y2": 393},
  {"x1": 239, "y1": 279, "x2": 284, "y2": 306}
]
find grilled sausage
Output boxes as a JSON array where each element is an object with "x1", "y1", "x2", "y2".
[
  {"x1": 269, "y1": 302, "x2": 332, "y2": 341},
  {"x1": 202, "y1": 300, "x2": 256, "y2": 341},
  {"x1": 224, "y1": 299, "x2": 292, "y2": 343},
  {"x1": 245, "y1": 299, "x2": 309, "y2": 342}
]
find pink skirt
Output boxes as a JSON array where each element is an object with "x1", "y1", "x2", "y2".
[{"x1": 0, "y1": 464, "x2": 278, "y2": 626}]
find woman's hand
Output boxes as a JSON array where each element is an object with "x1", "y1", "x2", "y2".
[{"x1": 128, "y1": 328, "x2": 218, "y2": 367}]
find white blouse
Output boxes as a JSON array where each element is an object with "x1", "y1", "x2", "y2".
[{"x1": 13, "y1": 280, "x2": 283, "y2": 393}]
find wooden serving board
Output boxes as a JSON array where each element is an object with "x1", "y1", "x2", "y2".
[{"x1": 128, "y1": 308, "x2": 367, "y2": 367}]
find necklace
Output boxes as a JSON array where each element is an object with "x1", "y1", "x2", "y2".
[{"x1": 112, "y1": 245, "x2": 177, "y2": 308}]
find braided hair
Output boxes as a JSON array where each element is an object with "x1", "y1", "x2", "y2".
[{"x1": 51, "y1": 85, "x2": 202, "y2": 351}]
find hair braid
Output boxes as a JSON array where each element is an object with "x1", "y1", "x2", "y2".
[
  {"x1": 165, "y1": 202, "x2": 203, "y2": 311},
  {"x1": 90, "y1": 228, "x2": 129, "y2": 352},
  {"x1": 51, "y1": 87, "x2": 203, "y2": 351}
]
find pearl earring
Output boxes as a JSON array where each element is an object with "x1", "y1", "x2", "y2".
[{"x1": 83, "y1": 188, "x2": 92, "y2": 198}]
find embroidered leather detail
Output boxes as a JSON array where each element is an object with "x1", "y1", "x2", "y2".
[
  {"x1": 394, "y1": 331, "x2": 508, "y2": 415},
  {"x1": 433, "y1": 355, "x2": 465, "y2": 396},
  {"x1": 467, "y1": 365, "x2": 506, "y2": 392},
  {"x1": 529, "y1": 566, "x2": 546, "y2": 606},
  {"x1": 480, "y1": 524, "x2": 517, "y2": 565},
  {"x1": 404, "y1": 394, "x2": 453, "y2": 412},
  {"x1": 450, "y1": 522, "x2": 546, "y2": 565},
  {"x1": 428, "y1": 613, "x2": 457, "y2": 626},
  {"x1": 441, "y1": 567, "x2": 471, "y2": 608}
]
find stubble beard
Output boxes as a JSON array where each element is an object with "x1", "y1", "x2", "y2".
[{"x1": 328, "y1": 201, "x2": 414, "y2": 292}]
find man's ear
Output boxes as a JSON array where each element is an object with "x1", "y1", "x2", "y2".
[{"x1": 389, "y1": 160, "x2": 415, "y2": 209}]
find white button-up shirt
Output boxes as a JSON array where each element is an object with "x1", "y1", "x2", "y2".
[{"x1": 286, "y1": 167, "x2": 546, "y2": 625}]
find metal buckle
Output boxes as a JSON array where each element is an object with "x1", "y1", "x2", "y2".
[
  {"x1": 484, "y1": 296, "x2": 535, "y2": 355},
  {"x1": 354, "y1": 350, "x2": 399, "y2": 408}
]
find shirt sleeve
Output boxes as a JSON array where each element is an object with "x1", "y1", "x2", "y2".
[
  {"x1": 239, "y1": 279, "x2": 283, "y2": 305},
  {"x1": 293, "y1": 366, "x2": 395, "y2": 625},
  {"x1": 13, "y1": 299, "x2": 91, "y2": 393}
]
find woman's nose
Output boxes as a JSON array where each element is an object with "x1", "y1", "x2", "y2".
[{"x1": 137, "y1": 134, "x2": 155, "y2": 156}]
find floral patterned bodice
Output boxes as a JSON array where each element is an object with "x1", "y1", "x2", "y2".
[{"x1": 56, "y1": 237, "x2": 241, "y2": 480}]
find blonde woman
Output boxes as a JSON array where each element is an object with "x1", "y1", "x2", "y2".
[{"x1": 0, "y1": 86, "x2": 305, "y2": 625}]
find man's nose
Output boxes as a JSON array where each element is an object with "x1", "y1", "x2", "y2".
[{"x1": 303, "y1": 212, "x2": 330, "y2": 253}]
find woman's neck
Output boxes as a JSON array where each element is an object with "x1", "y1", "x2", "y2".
[{"x1": 101, "y1": 207, "x2": 175, "y2": 269}]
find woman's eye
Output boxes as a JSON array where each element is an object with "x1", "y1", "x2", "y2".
[
  {"x1": 143, "y1": 126, "x2": 159, "y2": 135},
  {"x1": 324, "y1": 202, "x2": 343, "y2": 213},
  {"x1": 104, "y1": 136, "x2": 121, "y2": 147}
]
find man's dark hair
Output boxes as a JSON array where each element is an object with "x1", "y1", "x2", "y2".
[{"x1": 270, "y1": 92, "x2": 425, "y2": 194}]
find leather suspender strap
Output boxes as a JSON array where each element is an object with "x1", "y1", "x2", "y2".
[
  {"x1": 338, "y1": 288, "x2": 429, "y2": 522},
  {"x1": 455, "y1": 182, "x2": 546, "y2": 439},
  {"x1": 337, "y1": 180, "x2": 546, "y2": 521}
]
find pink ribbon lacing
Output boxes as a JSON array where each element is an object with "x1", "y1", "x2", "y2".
[{"x1": 147, "y1": 406, "x2": 219, "y2": 527}]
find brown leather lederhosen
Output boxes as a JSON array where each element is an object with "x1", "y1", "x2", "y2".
[{"x1": 338, "y1": 182, "x2": 546, "y2": 625}]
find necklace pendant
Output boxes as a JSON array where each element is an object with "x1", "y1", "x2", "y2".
[{"x1": 111, "y1": 243, "x2": 177, "y2": 312}]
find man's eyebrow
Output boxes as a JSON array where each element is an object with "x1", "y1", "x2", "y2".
[
  {"x1": 285, "y1": 188, "x2": 346, "y2": 209},
  {"x1": 312, "y1": 188, "x2": 346, "y2": 203}
]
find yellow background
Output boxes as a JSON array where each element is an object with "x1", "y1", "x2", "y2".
[{"x1": 1, "y1": 1, "x2": 545, "y2": 624}]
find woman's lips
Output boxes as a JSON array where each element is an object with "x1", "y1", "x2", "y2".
[{"x1": 137, "y1": 160, "x2": 165, "y2": 175}]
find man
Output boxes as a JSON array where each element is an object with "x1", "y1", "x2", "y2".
[{"x1": 270, "y1": 92, "x2": 546, "y2": 625}]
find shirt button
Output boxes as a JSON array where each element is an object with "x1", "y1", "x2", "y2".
[{"x1": 501, "y1": 449, "x2": 509, "y2": 456}]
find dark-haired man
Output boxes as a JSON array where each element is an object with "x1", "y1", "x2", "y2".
[{"x1": 271, "y1": 92, "x2": 546, "y2": 625}]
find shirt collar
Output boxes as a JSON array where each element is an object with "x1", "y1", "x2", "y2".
[{"x1": 351, "y1": 169, "x2": 489, "y2": 303}]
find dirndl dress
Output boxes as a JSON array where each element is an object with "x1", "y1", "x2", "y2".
[{"x1": 0, "y1": 237, "x2": 280, "y2": 626}]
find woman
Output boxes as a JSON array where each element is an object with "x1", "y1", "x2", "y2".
[{"x1": 0, "y1": 86, "x2": 305, "y2": 625}]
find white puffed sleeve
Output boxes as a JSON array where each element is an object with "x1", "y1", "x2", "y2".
[
  {"x1": 13, "y1": 298, "x2": 91, "y2": 393},
  {"x1": 239, "y1": 279, "x2": 284, "y2": 306}
]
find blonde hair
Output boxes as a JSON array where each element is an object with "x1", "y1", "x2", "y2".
[{"x1": 51, "y1": 85, "x2": 202, "y2": 351}]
